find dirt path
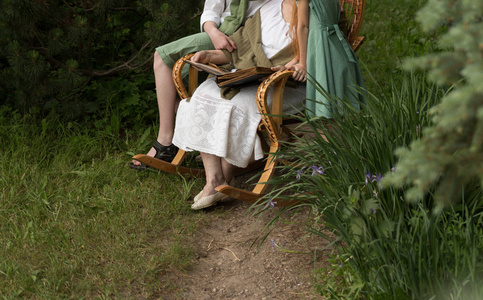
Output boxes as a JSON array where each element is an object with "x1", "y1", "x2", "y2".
[{"x1": 163, "y1": 198, "x2": 331, "y2": 299}]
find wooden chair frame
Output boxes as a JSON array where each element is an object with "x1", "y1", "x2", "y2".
[{"x1": 133, "y1": 0, "x2": 366, "y2": 205}]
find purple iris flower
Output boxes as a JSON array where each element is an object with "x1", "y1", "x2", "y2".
[
  {"x1": 365, "y1": 172, "x2": 383, "y2": 188},
  {"x1": 311, "y1": 165, "x2": 325, "y2": 176},
  {"x1": 264, "y1": 198, "x2": 277, "y2": 209},
  {"x1": 365, "y1": 173, "x2": 373, "y2": 185}
]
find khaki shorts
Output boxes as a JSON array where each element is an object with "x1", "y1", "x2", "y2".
[{"x1": 156, "y1": 32, "x2": 215, "y2": 69}]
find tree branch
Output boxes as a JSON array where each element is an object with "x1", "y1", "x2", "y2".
[{"x1": 79, "y1": 39, "x2": 153, "y2": 77}]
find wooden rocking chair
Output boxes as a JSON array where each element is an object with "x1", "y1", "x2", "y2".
[{"x1": 132, "y1": 0, "x2": 366, "y2": 206}]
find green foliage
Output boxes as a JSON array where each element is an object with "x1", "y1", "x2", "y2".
[
  {"x1": 259, "y1": 73, "x2": 483, "y2": 299},
  {"x1": 0, "y1": 0, "x2": 202, "y2": 119},
  {"x1": 382, "y1": 0, "x2": 483, "y2": 210}
]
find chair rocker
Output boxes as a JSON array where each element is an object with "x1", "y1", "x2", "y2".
[{"x1": 132, "y1": 0, "x2": 366, "y2": 206}]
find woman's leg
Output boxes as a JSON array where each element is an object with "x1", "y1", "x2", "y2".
[
  {"x1": 190, "y1": 152, "x2": 230, "y2": 209},
  {"x1": 221, "y1": 158, "x2": 235, "y2": 185},
  {"x1": 199, "y1": 152, "x2": 226, "y2": 198}
]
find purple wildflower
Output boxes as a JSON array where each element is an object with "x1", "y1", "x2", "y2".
[
  {"x1": 374, "y1": 173, "x2": 383, "y2": 189},
  {"x1": 365, "y1": 173, "x2": 373, "y2": 185},
  {"x1": 374, "y1": 173, "x2": 383, "y2": 182},
  {"x1": 391, "y1": 165, "x2": 396, "y2": 172},
  {"x1": 365, "y1": 172, "x2": 384, "y2": 189},
  {"x1": 264, "y1": 198, "x2": 277, "y2": 209},
  {"x1": 370, "y1": 208, "x2": 377, "y2": 215},
  {"x1": 270, "y1": 239, "x2": 276, "y2": 251},
  {"x1": 295, "y1": 166, "x2": 306, "y2": 180},
  {"x1": 311, "y1": 165, "x2": 325, "y2": 176}
]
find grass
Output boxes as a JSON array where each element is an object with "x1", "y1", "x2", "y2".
[
  {"x1": 357, "y1": 0, "x2": 437, "y2": 96},
  {"x1": 0, "y1": 109, "x2": 210, "y2": 298}
]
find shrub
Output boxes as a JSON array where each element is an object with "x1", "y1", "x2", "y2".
[{"x1": 0, "y1": 0, "x2": 202, "y2": 121}]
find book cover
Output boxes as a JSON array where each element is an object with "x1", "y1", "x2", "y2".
[{"x1": 183, "y1": 60, "x2": 274, "y2": 87}]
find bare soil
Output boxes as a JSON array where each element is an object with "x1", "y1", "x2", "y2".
[{"x1": 161, "y1": 196, "x2": 332, "y2": 299}]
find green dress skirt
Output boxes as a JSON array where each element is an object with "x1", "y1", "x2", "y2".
[{"x1": 305, "y1": 0, "x2": 365, "y2": 119}]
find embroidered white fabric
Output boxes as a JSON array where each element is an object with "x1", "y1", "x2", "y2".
[
  {"x1": 173, "y1": 78, "x2": 305, "y2": 168},
  {"x1": 173, "y1": 0, "x2": 305, "y2": 168}
]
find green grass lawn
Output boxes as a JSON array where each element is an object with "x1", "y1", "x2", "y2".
[
  {"x1": 358, "y1": 0, "x2": 434, "y2": 95},
  {"x1": 0, "y1": 110, "x2": 212, "y2": 297},
  {"x1": 0, "y1": 0, "x2": 438, "y2": 297}
]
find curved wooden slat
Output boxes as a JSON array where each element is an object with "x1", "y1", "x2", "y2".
[
  {"x1": 340, "y1": 0, "x2": 365, "y2": 52},
  {"x1": 256, "y1": 70, "x2": 295, "y2": 144},
  {"x1": 215, "y1": 185, "x2": 303, "y2": 207},
  {"x1": 351, "y1": 36, "x2": 366, "y2": 52},
  {"x1": 173, "y1": 53, "x2": 195, "y2": 99},
  {"x1": 132, "y1": 154, "x2": 205, "y2": 177},
  {"x1": 215, "y1": 185, "x2": 261, "y2": 203}
]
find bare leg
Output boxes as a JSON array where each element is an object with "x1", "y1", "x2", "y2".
[
  {"x1": 199, "y1": 153, "x2": 226, "y2": 198},
  {"x1": 221, "y1": 158, "x2": 235, "y2": 184},
  {"x1": 131, "y1": 51, "x2": 178, "y2": 166},
  {"x1": 153, "y1": 51, "x2": 178, "y2": 146}
]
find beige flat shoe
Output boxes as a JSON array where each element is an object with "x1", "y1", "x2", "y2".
[
  {"x1": 191, "y1": 192, "x2": 229, "y2": 210},
  {"x1": 193, "y1": 190, "x2": 203, "y2": 202},
  {"x1": 193, "y1": 178, "x2": 236, "y2": 203}
]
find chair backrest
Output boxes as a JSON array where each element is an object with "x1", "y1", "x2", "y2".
[{"x1": 339, "y1": 0, "x2": 366, "y2": 51}]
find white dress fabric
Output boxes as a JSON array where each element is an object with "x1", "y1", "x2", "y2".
[{"x1": 173, "y1": 0, "x2": 306, "y2": 168}]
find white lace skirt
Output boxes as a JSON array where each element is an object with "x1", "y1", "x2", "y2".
[{"x1": 172, "y1": 77, "x2": 305, "y2": 168}]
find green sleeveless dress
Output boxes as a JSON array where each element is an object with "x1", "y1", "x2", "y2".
[{"x1": 305, "y1": 0, "x2": 365, "y2": 119}]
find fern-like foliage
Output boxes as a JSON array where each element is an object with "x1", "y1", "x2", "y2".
[{"x1": 383, "y1": 0, "x2": 483, "y2": 211}]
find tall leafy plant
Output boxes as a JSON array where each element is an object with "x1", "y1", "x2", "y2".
[
  {"x1": 260, "y1": 73, "x2": 482, "y2": 299},
  {"x1": 383, "y1": 0, "x2": 483, "y2": 210}
]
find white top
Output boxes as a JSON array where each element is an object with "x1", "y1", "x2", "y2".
[
  {"x1": 200, "y1": 0, "x2": 270, "y2": 31},
  {"x1": 260, "y1": 0, "x2": 291, "y2": 58}
]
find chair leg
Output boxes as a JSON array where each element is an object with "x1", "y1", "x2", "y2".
[
  {"x1": 132, "y1": 149, "x2": 205, "y2": 177},
  {"x1": 215, "y1": 143, "x2": 279, "y2": 204}
]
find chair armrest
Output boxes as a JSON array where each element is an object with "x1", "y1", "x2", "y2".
[
  {"x1": 172, "y1": 53, "x2": 197, "y2": 99},
  {"x1": 256, "y1": 70, "x2": 295, "y2": 144},
  {"x1": 351, "y1": 36, "x2": 365, "y2": 52}
]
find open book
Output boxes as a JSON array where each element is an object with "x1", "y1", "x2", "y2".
[{"x1": 183, "y1": 59, "x2": 274, "y2": 88}]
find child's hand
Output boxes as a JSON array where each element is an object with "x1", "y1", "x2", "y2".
[
  {"x1": 284, "y1": 58, "x2": 298, "y2": 70},
  {"x1": 271, "y1": 65, "x2": 287, "y2": 72},
  {"x1": 289, "y1": 63, "x2": 307, "y2": 82},
  {"x1": 191, "y1": 51, "x2": 211, "y2": 64},
  {"x1": 206, "y1": 27, "x2": 237, "y2": 52}
]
